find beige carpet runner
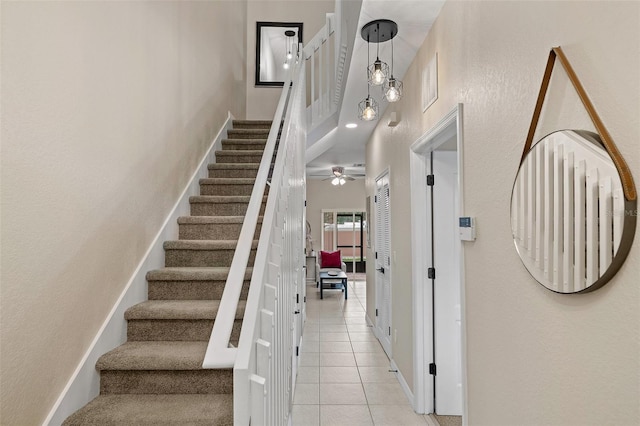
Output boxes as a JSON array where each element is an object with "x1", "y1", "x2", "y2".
[{"x1": 63, "y1": 120, "x2": 272, "y2": 425}]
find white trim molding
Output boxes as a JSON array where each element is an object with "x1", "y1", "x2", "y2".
[
  {"x1": 409, "y1": 104, "x2": 468, "y2": 424},
  {"x1": 390, "y1": 359, "x2": 415, "y2": 409}
]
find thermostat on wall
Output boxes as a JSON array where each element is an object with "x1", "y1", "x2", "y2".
[{"x1": 459, "y1": 217, "x2": 476, "y2": 241}]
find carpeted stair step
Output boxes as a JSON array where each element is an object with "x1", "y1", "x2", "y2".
[
  {"x1": 226, "y1": 129, "x2": 270, "y2": 139},
  {"x1": 232, "y1": 119, "x2": 272, "y2": 129},
  {"x1": 62, "y1": 394, "x2": 233, "y2": 426},
  {"x1": 62, "y1": 117, "x2": 274, "y2": 425},
  {"x1": 125, "y1": 300, "x2": 245, "y2": 342},
  {"x1": 208, "y1": 163, "x2": 261, "y2": 178},
  {"x1": 164, "y1": 240, "x2": 258, "y2": 267},
  {"x1": 190, "y1": 195, "x2": 267, "y2": 216},
  {"x1": 178, "y1": 216, "x2": 263, "y2": 240},
  {"x1": 199, "y1": 178, "x2": 262, "y2": 196},
  {"x1": 146, "y1": 267, "x2": 252, "y2": 300},
  {"x1": 221, "y1": 139, "x2": 267, "y2": 151},
  {"x1": 215, "y1": 150, "x2": 264, "y2": 164},
  {"x1": 96, "y1": 341, "x2": 232, "y2": 394}
]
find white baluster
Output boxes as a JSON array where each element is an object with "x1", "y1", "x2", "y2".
[
  {"x1": 535, "y1": 144, "x2": 544, "y2": 268},
  {"x1": 612, "y1": 187, "x2": 624, "y2": 253},
  {"x1": 544, "y1": 140, "x2": 554, "y2": 281},
  {"x1": 553, "y1": 143, "x2": 564, "y2": 290},
  {"x1": 527, "y1": 148, "x2": 535, "y2": 258},
  {"x1": 563, "y1": 151, "x2": 574, "y2": 293},
  {"x1": 585, "y1": 168, "x2": 599, "y2": 285},
  {"x1": 599, "y1": 177, "x2": 613, "y2": 275},
  {"x1": 250, "y1": 374, "x2": 266, "y2": 426},
  {"x1": 574, "y1": 160, "x2": 586, "y2": 291}
]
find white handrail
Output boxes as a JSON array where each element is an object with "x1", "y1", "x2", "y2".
[
  {"x1": 202, "y1": 56, "x2": 294, "y2": 369},
  {"x1": 233, "y1": 59, "x2": 306, "y2": 425},
  {"x1": 202, "y1": 3, "x2": 342, "y2": 424}
]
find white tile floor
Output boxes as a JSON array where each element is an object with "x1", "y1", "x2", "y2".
[{"x1": 291, "y1": 279, "x2": 430, "y2": 425}]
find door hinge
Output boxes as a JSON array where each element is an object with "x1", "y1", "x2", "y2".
[
  {"x1": 427, "y1": 174, "x2": 435, "y2": 186},
  {"x1": 304, "y1": 200, "x2": 307, "y2": 207},
  {"x1": 428, "y1": 267, "x2": 436, "y2": 279},
  {"x1": 429, "y1": 363, "x2": 437, "y2": 375},
  {"x1": 296, "y1": 346, "x2": 299, "y2": 356},
  {"x1": 387, "y1": 188, "x2": 390, "y2": 197},
  {"x1": 376, "y1": 308, "x2": 379, "y2": 317},
  {"x1": 304, "y1": 296, "x2": 306, "y2": 303},
  {"x1": 296, "y1": 293, "x2": 299, "y2": 303},
  {"x1": 375, "y1": 195, "x2": 378, "y2": 203},
  {"x1": 375, "y1": 252, "x2": 378, "y2": 259},
  {"x1": 388, "y1": 327, "x2": 391, "y2": 336}
]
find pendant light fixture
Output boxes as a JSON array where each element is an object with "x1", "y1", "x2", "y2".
[
  {"x1": 366, "y1": 22, "x2": 389, "y2": 86},
  {"x1": 283, "y1": 30, "x2": 296, "y2": 69},
  {"x1": 358, "y1": 32, "x2": 378, "y2": 121},
  {"x1": 358, "y1": 19, "x2": 401, "y2": 120},
  {"x1": 384, "y1": 29, "x2": 403, "y2": 102}
]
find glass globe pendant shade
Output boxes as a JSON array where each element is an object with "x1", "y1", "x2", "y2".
[
  {"x1": 368, "y1": 59, "x2": 389, "y2": 86},
  {"x1": 339, "y1": 178, "x2": 346, "y2": 185},
  {"x1": 331, "y1": 177, "x2": 340, "y2": 186},
  {"x1": 358, "y1": 96, "x2": 378, "y2": 121},
  {"x1": 384, "y1": 77, "x2": 403, "y2": 102}
]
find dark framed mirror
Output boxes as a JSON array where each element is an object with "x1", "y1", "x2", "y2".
[{"x1": 255, "y1": 22, "x2": 303, "y2": 87}]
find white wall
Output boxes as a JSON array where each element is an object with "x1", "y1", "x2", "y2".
[
  {"x1": 0, "y1": 1, "x2": 247, "y2": 424},
  {"x1": 365, "y1": 1, "x2": 639, "y2": 424},
  {"x1": 306, "y1": 178, "x2": 366, "y2": 253},
  {"x1": 246, "y1": 0, "x2": 334, "y2": 120}
]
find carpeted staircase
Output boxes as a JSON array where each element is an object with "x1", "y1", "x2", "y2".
[{"x1": 63, "y1": 120, "x2": 273, "y2": 426}]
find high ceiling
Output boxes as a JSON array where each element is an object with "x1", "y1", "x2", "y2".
[{"x1": 305, "y1": 0, "x2": 445, "y2": 181}]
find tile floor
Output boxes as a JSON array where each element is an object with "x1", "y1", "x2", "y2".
[{"x1": 291, "y1": 278, "x2": 431, "y2": 425}]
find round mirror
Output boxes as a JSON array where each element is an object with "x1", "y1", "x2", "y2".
[{"x1": 511, "y1": 130, "x2": 636, "y2": 293}]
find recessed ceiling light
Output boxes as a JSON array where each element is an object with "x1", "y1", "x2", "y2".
[{"x1": 346, "y1": 123, "x2": 358, "y2": 129}]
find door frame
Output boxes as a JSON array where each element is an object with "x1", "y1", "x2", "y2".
[
  {"x1": 374, "y1": 169, "x2": 392, "y2": 357},
  {"x1": 409, "y1": 104, "x2": 467, "y2": 421}
]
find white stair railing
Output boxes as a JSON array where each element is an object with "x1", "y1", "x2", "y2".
[
  {"x1": 233, "y1": 59, "x2": 306, "y2": 425},
  {"x1": 201, "y1": 45, "x2": 306, "y2": 424},
  {"x1": 304, "y1": 1, "x2": 348, "y2": 134},
  {"x1": 203, "y1": 2, "x2": 346, "y2": 423}
]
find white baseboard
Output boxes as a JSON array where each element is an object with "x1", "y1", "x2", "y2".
[
  {"x1": 365, "y1": 313, "x2": 375, "y2": 327},
  {"x1": 390, "y1": 359, "x2": 415, "y2": 411},
  {"x1": 424, "y1": 414, "x2": 440, "y2": 426},
  {"x1": 43, "y1": 112, "x2": 234, "y2": 426}
]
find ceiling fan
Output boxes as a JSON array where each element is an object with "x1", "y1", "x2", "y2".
[{"x1": 322, "y1": 166, "x2": 358, "y2": 185}]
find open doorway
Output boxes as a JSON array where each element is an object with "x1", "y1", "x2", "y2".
[
  {"x1": 410, "y1": 105, "x2": 466, "y2": 422},
  {"x1": 321, "y1": 209, "x2": 367, "y2": 281}
]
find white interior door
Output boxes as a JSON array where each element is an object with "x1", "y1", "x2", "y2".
[
  {"x1": 375, "y1": 173, "x2": 392, "y2": 356},
  {"x1": 431, "y1": 151, "x2": 462, "y2": 415}
]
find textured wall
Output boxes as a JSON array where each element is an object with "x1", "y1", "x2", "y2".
[
  {"x1": 0, "y1": 2, "x2": 247, "y2": 424},
  {"x1": 365, "y1": 1, "x2": 639, "y2": 424},
  {"x1": 246, "y1": 0, "x2": 334, "y2": 120}
]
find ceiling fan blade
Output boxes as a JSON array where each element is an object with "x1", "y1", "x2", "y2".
[{"x1": 344, "y1": 176, "x2": 356, "y2": 181}]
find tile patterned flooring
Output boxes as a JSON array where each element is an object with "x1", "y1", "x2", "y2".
[{"x1": 291, "y1": 279, "x2": 431, "y2": 425}]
